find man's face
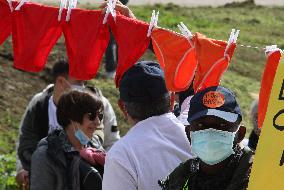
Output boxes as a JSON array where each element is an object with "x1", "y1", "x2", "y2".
[
  {"x1": 185, "y1": 115, "x2": 244, "y2": 166},
  {"x1": 66, "y1": 77, "x2": 85, "y2": 87},
  {"x1": 185, "y1": 115, "x2": 239, "y2": 143},
  {"x1": 57, "y1": 76, "x2": 85, "y2": 92}
]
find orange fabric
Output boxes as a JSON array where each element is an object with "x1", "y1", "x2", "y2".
[
  {"x1": 62, "y1": 9, "x2": 110, "y2": 80},
  {"x1": 193, "y1": 33, "x2": 236, "y2": 93},
  {"x1": 258, "y1": 50, "x2": 282, "y2": 129},
  {"x1": 151, "y1": 28, "x2": 197, "y2": 92},
  {"x1": 0, "y1": 0, "x2": 13, "y2": 45},
  {"x1": 108, "y1": 13, "x2": 150, "y2": 87}
]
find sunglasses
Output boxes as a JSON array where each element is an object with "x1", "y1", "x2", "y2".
[{"x1": 87, "y1": 112, "x2": 104, "y2": 122}]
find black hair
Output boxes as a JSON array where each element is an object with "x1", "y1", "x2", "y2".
[
  {"x1": 56, "y1": 90, "x2": 104, "y2": 129},
  {"x1": 52, "y1": 59, "x2": 69, "y2": 82},
  {"x1": 124, "y1": 93, "x2": 170, "y2": 121}
]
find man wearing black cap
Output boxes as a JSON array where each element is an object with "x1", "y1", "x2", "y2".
[
  {"x1": 102, "y1": 61, "x2": 193, "y2": 190},
  {"x1": 159, "y1": 86, "x2": 254, "y2": 190}
]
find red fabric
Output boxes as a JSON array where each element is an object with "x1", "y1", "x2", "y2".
[
  {"x1": 193, "y1": 33, "x2": 236, "y2": 92},
  {"x1": 108, "y1": 13, "x2": 150, "y2": 87},
  {"x1": 62, "y1": 9, "x2": 110, "y2": 80},
  {"x1": 0, "y1": 0, "x2": 13, "y2": 45},
  {"x1": 80, "y1": 148, "x2": 106, "y2": 166},
  {"x1": 12, "y1": 3, "x2": 62, "y2": 72},
  {"x1": 151, "y1": 28, "x2": 197, "y2": 92},
  {"x1": 258, "y1": 51, "x2": 281, "y2": 129}
]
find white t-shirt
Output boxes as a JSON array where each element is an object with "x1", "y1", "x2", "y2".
[
  {"x1": 102, "y1": 113, "x2": 193, "y2": 190},
  {"x1": 48, "y1": 96, "x2": 62, "y2": 134}
]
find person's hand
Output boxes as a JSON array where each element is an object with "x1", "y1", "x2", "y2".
[
  {"x1": 100, "y1": 0, "x2": 136, "y2": 19},
  {"x1": 16, "y1": 169, "x2": 29, "y2": 189}
]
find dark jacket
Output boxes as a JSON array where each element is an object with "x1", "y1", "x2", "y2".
[
  {"x1": 159, "y1": 147, "x2": 254, "y2": 190},
  {"x1": 18, "y1": 85, "x2": 53, "y2": 171},
  {"x1": 30, "y1": 130, "x2": 102, "y2": 190}
]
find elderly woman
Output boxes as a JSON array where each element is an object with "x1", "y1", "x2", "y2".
[{"x1": 30, "y1": 90, "x2": 104, "y2": 190}]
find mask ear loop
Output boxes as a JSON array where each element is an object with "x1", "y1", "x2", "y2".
[
  {"x1": 15, "y1": 0, "x2": 29, "y2": 11},
  {"x1": 6, "y1": 0, "x2": 13, "y2": 12},
  {"x1": 103, "y1": 0, "x2": 117, "y2": 24},
  {"x1": 71, "y1": 121, "x2": 81, "y2": 133}
]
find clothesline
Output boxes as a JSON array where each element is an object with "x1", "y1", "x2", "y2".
[{"x1": 0, "y1": 0, "x2": 283, "y2": 93}]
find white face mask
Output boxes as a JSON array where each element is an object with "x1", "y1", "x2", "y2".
[{"x1": 190, "y1": 128, "x2": 238, "y2": 165}]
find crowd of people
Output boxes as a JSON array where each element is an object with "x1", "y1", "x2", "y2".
[{"x1": 14, "y1": 1, "x2": 261, "y2": 190}]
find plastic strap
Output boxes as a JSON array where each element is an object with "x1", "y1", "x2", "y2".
[
  {"x1": 66, "y1": 0, "x2": 78, "y2": 21},
  {"x1": 224, "y1": 29, "x2": 240, "y2": 56},
  {"x1": 6, "y1": 0, "x2": 13, "y2": 12},
  {"x1": 103, "y1": 0, "x2": 117, "y2": 24},
  {"x1": 15, "y1": 0, "x2": 29, "y2": 11},
  {"x1": 58, "y1": 0, "x2": 68, "y2": 21},
  {"x1": 147, "y1": 10, "x2": 159, "y2": 37},
  {"x1": 177, "y1": 22, "x2": 193, "y2": 39},
  {"x1": 265, "y1": 45, "x2": 283, "y2": 57}
]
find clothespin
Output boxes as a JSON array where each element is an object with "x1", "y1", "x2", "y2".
[
  {"x1": 58, "y1": 0, "x2": 68, "y2": 21},
  {"x1": 147, "y1": 10, "x2": 159, "y2": 37},
  {"x1": 66, "y1": 0, "x2": 78, "y2": 21},
  {"x1": 15, "y1": 0, "x2": 29, "y2": 11},
  {"x1": 177, "y1": 22, "x2": 193, "y2": 39},
  {"x1": 265, "y1": 45, "x2": 283, "y2": 57},
  {"x1": 103, "y1": 0, "x2": 117, "y2": 24},
  {"x1": 6, "y1": 0, "x2": 13, "y2": 12},
  {"x1": 224, "y1": 29, "x2": 240, "y2": 56}
]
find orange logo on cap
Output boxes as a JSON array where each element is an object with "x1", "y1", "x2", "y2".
[{"x1": 203, "y1": 91, "x2": 225, "y2": 108}]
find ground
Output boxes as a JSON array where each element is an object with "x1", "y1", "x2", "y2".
[{"x1": 0, "y1": 1, "x2": 284, "y2": 189}]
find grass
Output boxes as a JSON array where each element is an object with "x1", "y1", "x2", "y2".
[{"x1": 0, "y1": 2, "x2": 284, "y2": 189}]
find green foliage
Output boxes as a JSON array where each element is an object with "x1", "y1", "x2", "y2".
[
  {"x1": 0, "y1": 110, "x2": 19, "y2": 154},
  {"x1": 0, "y1": 152, "x2": 18, "y2": 190}
]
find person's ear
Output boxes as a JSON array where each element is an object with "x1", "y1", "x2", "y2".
[
  {"x1": 118, "y1": 99, "x2": 128, "y2": 118},
  {"x1": 236, "y1": 124, "x2": 246, "y2": 143}
]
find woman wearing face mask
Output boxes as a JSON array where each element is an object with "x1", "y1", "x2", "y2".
[{"x1": 30, "y1": 90, "x2": 105, "y2": 190}]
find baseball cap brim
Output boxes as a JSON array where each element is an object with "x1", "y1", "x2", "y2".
[{"x1": 187, "y1": 109, "x2": 239, "y2": 124}]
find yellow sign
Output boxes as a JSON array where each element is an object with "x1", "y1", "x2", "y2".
[{"x1": 248, "y1": 54, "x2": 284, "y2": 189}]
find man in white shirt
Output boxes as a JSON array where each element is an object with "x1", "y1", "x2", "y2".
[{"x1": 103, "y1": 61, "x2": 193, "y2": 190}]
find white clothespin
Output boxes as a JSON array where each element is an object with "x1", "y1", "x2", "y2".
[
  {"x1": 15, "y1": 0, "x2": 29, "y2": 11},
  {"x1": 265, "y1": 45, "x2": 283, "y2": 57},
  {"x1": 6, "y1": 0, "x2": 13, "y2": 12},
  {"x1": 224, "y1": 29, "x2": 240, "y2": 56},
  {"x1": 147, "y1": 10, "x2": 159, "y2": 37},
  {"x1": 177, "y1": 22, "x2": 193, "y2": 39},
  {"x1": 66, "y1": 0, "x2": 78, "y2": 21},
  {"x1": 103, "y1": 0, "x2": 117, "y2": 24},
  {"x1": 58, "y1": 0, "x2": 68, "y2": 21}
]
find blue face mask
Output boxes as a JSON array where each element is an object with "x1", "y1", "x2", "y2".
[
  {"x1": 190, "y1": 128, "x2": 237, "y2": 165},
  {"x1": 75, "y1": 129, "x2": 90, "y2": 146}
]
